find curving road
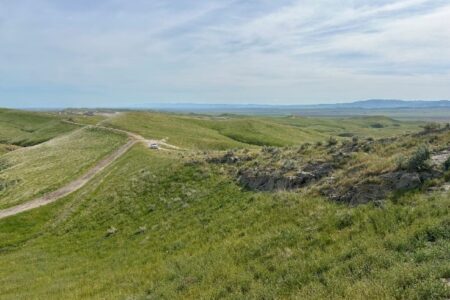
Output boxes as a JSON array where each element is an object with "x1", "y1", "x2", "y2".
[
  {"x1": 0, "y1": 140, "x2": 136, "y2": 220},
  {"x1": 0, "y1": 120, "x2": 180, "y2": 220}
]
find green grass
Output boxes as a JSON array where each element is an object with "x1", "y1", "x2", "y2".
[
  {"x1": 0, "y1": 127, "x2": 127, "y2": 209},
  {"x1": 60, "y1": 113, "x2": 108, "y2": 125},
  {"x1": 0, "y1": 109, "x2": 79, "y2": 146},
  {"x1": 271, "y1": 115, "x2": 422, "y2": 138},
  {"x1": 102, "y1": 112, "x2": 249, "y2": 150},
  {"x1": 0, "y1": 110, "x2": 446, "y2": 299},
  {"x1": 0, "y1": 144, "x2": 448, "y2": 299},
  {"x1": 0, "y1": 144, "x2": 20, "y2": 156},
  {"x1": 103, "y1": 112, "x2": 422, "y2": 149}
]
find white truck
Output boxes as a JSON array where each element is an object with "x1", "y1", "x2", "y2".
[{"x1": 149, "y1": 143, "x2": 159, "y2": 150}]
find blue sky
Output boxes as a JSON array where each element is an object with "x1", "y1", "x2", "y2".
[{"x1": 0, "y1": 0, "x2": 450, "y2": 108}]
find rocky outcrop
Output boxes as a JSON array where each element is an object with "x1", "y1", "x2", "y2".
[
  {"x1": 325, "y1": 170, "x2": 443, "y2": 205},
  {"x1": 430, "y1": 149, "x2": 450, "y2": 169},
  {"x1": 327, "y1": 183, "x2": 387, "y2": 205},
  {"x1": 207, "y1": 151, "x2": 242, "y2": 164},
  {"x1": 237, "y1": 161, "x2": 334, "y2": 191},
  {"x1": 380, "y1": 172, "x2": 422, "y2": 190}
]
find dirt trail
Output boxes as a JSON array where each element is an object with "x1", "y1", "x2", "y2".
[
  {"x1": 0, "y1": 119, "x2": 181, "y2": 220},
  {"x1": 63, "y1": 120, "x2": 181, "y2": 150},
  {"x1": 0, "y1": 140, "x2": 136, "y2": 220}
]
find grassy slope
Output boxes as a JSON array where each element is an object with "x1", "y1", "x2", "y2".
[
  {"x1": 271, "y1": 115, "x2": 421, "y2": 138},
  {"x1": 0, "y1": 144, "x2": 448, "y2": 299},
  {"x1": 0, "y1": 109, "x2": 79, "y2": 146},
  {"x1": 0, "y1": 127, "x2": 127, "y2": 209},
  {"x1": 102, "y1": 112, "x2": 249, "y2": 150},
  {"x1": 103, "y1": 112, "x2": 422, "y2": 149},
  {"x1": 0, "y1": 144, "x2": 20, "y2": 156},
  {"x1": 60, "y1": 112, "x2": 108, "y2": 125}
]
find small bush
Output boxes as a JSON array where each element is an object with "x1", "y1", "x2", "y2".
[
  {"x1": 262, "y1": 146, "x2": 279, "y2": 155},
  {"x1": 444, "y1": 171, "x2": 450, "y2": 182},
  {"x1": 299, "y1": 143, "x2": 311, "y2": 151},
  {"x1": 423, "y1": 123, "x2": 441, "y2": 133},
  {"x1": 338, "y1": 132, "x2": 354, "y2": 137},
  {"x1": 444, "y1": 157, "x2": 450, "y2": 171},
  {"x1": 399, "y1": 145, "x2": 431, "y2": 171},
  {"x1": 370, "y1": 123, "x2": 384, "y2": 128},
  {"x1": 282, "y1": 159, "x2": 296, "y2": 171},
  {"x1": 362, "y1": 144, "x2": 372, "y2": 152},
  {"x1": 327, "y1": 137, "x2": 338, "y2": 146}
]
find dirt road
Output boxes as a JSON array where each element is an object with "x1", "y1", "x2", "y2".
[
  {"x1": 0, "y1": 120, "x2": 180, "y2": 220},
  {"x1": 0, "y1": 140, "x2": 136, "y2": 220},
  {"x1": 63, "y1": 120, "x2": 181, "y2": 150}
]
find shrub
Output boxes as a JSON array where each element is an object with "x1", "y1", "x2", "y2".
[
  {"x1": 423, "y1": 123, "x2": 441, "y2": 133},
  {"x1": 327, "y1": 137, "x2": 338, "y2": 146},
  {"x1": 362, "y1": 144, "x2": 372, "y2": 152},
  {"x1": 299, "y1": 143, "x2": 311, "y2": 151},
  {"x1": 282, "y1": 159, "x2": 296, "y2": 171},
  {"x1": 444, "y1": 156, "x2": 450, "y2": 171},
  {"x1": 399, "y1": 145, "x2": 431, "y2": 171},
  {"x1": 370, "y1": 123, "x2": 384, "y2": 128},
  {"x1": 444, "y1": 171, "x2": 450, "y2": 182},
  {"x1": 338, "y1": 132, "x2": 354, "y2": 137},
  {"x1": 262, "y1": 146, "x2": 279, "y2": 155}
]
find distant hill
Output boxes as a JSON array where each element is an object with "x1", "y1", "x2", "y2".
[
  {"x1": 128, "y1": 100, "x2": 450, "y2": 121},
  {"x1": 134, "y1": 99, "x2": 450, "y2": 112},
  {"x1": 329, "y1": 99, "x2": 450, "y2": 109}
]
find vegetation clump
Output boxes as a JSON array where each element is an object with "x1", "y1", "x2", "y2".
[
  {"x1": 370, "y1": 122, "x2": 385, "y2": 128},
  {"x1": 399, "y1": 145, "x2": 431, "y2": 171},
  {"x1": 444, "y1": 156, "x2": 450, "y2": 171},
  {"x1": 0, "y1": 158, "x2": 11, "y2": 172},
  {"x1": 423, "y1": 122, "x2": 441, "y2": 133},
  {"x1": 327, "y1": 136, "x2": 338, "y2": 146},
  {"x1": 0, "y1": 178, "x2": 19, "y2": 192}
]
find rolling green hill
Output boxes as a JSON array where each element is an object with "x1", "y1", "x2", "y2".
[
  {"x1": 0, "y1": 143, "x2": 448, "y2": 299},
  {"x1": 102, "y1": 112, "x2": 422, "y2": 149},
  {"x1": 0, "y1": 127, "x2": 127, "y2": 209},
  {"x1": 0, "y1": 109, "x2": 448, "y2": 299},
  {"x1": 0, "y1": 109, "x2": 79, "y2": 146}
]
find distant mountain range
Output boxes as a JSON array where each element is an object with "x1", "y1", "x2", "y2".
[
  {"x1": 321, "y1": 99, "x2": 450, "y2": 109},
  {"x1": 135, "y1": 99, "x2": 450, "y2": 112}
]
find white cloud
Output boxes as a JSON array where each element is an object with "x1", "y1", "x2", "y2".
[{"x1": 0, "y1": 0, "x2": 449, "y2": 106}]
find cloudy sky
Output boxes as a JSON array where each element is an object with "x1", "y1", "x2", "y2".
[{"x1": 1, "y1": 0, "x2": 449, "y2": 108}]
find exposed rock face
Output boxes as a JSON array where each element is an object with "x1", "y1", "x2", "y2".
[
  {"x1": 332, "y1": 183, "x2": 387, "y2": 205},
  {"x1": 430, "y1": 149, "x2": 450, "y2": 169},
  {"x1": 326, "y1": 170, "x2": 443, "y2": 205},
  {"x1": 237, "y1": 161, "x2": 334, "y2": 191},
  {"x1": 397, "y1": 173, "x2": 422, "y2": 190},
  {"x1": 208, "y1": 151, "x2": 241, "y2": 164},
  {"x1": 207, "y1": 129, "x2": 450, "y2": 205},
  {"x1": 303, "y1": 162, "x2": 334, "y2": 178},
  {"x1": 237, "y1": 170, "x2": 296, "y2": 191},
  {"x1": 380, "y1": 172, "x2": 422, "y2": 190}
]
